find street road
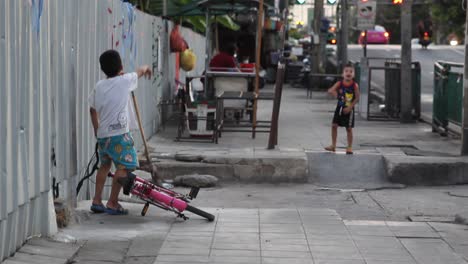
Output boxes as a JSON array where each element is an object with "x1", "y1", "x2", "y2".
[{"x1": 347, "y1": 43, "x2": 464, "y2": 116}]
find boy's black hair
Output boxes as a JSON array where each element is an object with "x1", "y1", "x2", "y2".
[
  {"x1": 343, "y1": 62, "x2": 355, "y2": 70},
  {"x1": 99, "y1": 50, "x2": 123, "y2": 78}
]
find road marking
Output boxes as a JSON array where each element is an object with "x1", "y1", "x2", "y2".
[{"x1": 451, "y1": 48, "x2": 464, "y2": 55}]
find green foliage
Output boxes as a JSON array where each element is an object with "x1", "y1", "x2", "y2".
[
  {"x1": 431, "y1": 0, "x2": 466, "y2": 40},
  {"x1": 288, "y1": 28, "x2": 305, "y2": 39}
]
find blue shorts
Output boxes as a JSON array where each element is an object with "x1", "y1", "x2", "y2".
[{"x1": 97, "y1": 132, "x2": 138, "y2": 170}]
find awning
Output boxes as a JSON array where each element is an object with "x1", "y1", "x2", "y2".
[{"x1": 165, "y1": 0, "x2": 275, "y2": 17}]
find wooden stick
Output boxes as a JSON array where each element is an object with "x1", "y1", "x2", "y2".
[{"x1": 131, "y1": 91, "x2": 151, "y2": 164}]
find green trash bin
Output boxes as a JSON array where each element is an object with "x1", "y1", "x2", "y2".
[{"x1": 384, "y1": 61, "x2": 421, "y2": 119}]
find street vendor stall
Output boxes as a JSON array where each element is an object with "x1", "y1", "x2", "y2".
[{"x1": 168, "y1": 0, "x2": 285, "y2": 146}]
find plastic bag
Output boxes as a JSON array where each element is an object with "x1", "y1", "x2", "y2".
[{"x1": 170, "y1": 25, "x2": 188, "y2": 52}]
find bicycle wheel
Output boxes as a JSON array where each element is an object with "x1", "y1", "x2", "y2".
[{"x1": 185, "y1": 205, "x2": 215, "y2": 221}]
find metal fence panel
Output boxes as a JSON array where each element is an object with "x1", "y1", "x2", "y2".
[{"x1": 0, "y1": 0, "x2": 206, "y2": 261}]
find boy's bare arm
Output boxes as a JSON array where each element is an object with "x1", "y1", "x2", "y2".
[
  {"x1": 90, "y1": 108, "x2": 99, "y2": 137},
  {"x1": 136, "y1": 65, "x2": 152, "y2": 79},
  {"x1": 327, "y1": 82, "x2": 340, "y2": 97}
]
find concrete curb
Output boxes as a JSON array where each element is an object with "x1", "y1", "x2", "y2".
[
  {"x1": 155, "y1": 154, "x2": 309, "y2": 183},
  {"x1": 384, "y1": 155, "x2": 468, "y2": 185}
]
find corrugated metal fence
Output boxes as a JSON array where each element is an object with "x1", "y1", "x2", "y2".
[{"x1": 0, "y1": 0, "x2": 205, "y2": 261}]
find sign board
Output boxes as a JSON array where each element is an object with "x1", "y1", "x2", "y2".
[{"x1": 357, "y1": 0, "x2": 377, "y2": 30}]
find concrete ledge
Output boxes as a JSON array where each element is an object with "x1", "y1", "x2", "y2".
[
  {"x1": 306, "y1": 151, "x2": 403, "y2": 189},
  {"x1": 156, "y1": 155, "x2": 308, "y2": 183},
  {"x1": 384, "y1": 155, "x2": 468, "y2": 185}
]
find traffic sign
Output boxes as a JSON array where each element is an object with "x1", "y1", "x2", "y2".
[{"x1": 357, "y1": 0, "x2": 377, "y2": 30}]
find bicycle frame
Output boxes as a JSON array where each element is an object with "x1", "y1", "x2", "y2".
[{"x1": 131, "y1": 176, "x2": 188, "y2": 217}]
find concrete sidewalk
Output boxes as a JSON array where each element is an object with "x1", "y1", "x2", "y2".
[
  {"x1": 149, "y1": 85, "x2": 468, "y2": 187},
  {"x1": 3, "y1": 202, "x2": 468, "y2": 264}
]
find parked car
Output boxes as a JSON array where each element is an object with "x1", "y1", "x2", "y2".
[{"x1": 358, "y1": 25, "x2": 390, "y2": 44}]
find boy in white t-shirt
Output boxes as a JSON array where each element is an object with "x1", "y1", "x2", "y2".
[{"x1": 88, "y1": 50, "x2": 152, "y2": 215}]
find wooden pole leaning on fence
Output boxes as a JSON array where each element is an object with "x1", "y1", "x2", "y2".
[{"x1": 253, "y1": 0, "x2": 265, "y2": 139}]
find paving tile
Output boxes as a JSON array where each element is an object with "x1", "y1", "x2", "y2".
[
  {"x1": 215, "y1": 226, "x2": 259, "y2": 233},
  {"x1": 262, "y1": 257, "x2": 314, "y2": 264},
  {"x1": 73, "y1": 240, "x2": 129, "y2": 262},
  {"x1": 297, "y1": 208, "x2": 341, "y2": 217},
  {"x1": 261, "y1": 238, "x2": 309, "y2": 245},
  {"x1": 212, "y1": 242, "x2": 260, "y2": 251},
  {"x1": 364, "y1": 261, "x2": 417, "y2": 264},
  {"x1": 344, "y1": 220, "x2": 387, "y2": 226},
  {"x1": 210, "y1": 249, "x2": 260, "y2": 257},
  {"x1": 166, "y1": 231, "x2": 213, "y2": 237},
  {"x1": 352, "y1": 235, "x2": 403, "y2": 249},
  {"x1": 400, "y1": 238, "x2": 467, "y2": 264},
  {"x1": 260, "y1": 223, "x2": 304, "y2": 233},
  {"x1": 261, "y1": 232, "x2": 306, "y2": 240},
  {"x1": 18, "y1": 244, "x2": 77, "y2": 259},
  {"x1": 386, "y1": 221, "x2": 440, "y2": 238},
  {"x1": 262, "y1": 243, "x2": 310, "y2": 252},
  {"x1": 160, "y1": 241, "x2": 211, "y2": 250},
  {"x1": 124, "y1": 256, "x2": 156, "y2": 264},
  {"x1": 314, "y1": 260, "x2": 366, "y2": 264},
  {"x1": 305, "y1": 226, "x2": 350, "y2": 236},
  {"x1": 7, "y1": 253, "x2": 67, "y2": 264},
  {"x1": 158, "y1": 246, "x2": 210, "y2": 256},
  {"x1": 310, "y1": 245, "x2": 363, "y2": 260},
  {"x1": 208, "y1": 256, "x2": 261, "y2": 263},
  {"x1": 155, "y1": 255, "x2": 209, "y2": 262},
  {"x1": 165, "y1": 236, "x2": 212, "y2": 244},
  {"x1": 301, "y1": 218, "x2": 344, "y2": 225},
  {"x1": 346, "y1": 225, "x2": 394, "y2": 237},
  {"x1": 261, "y1": 250, "x2": 312, "y2": 258},
  {"x1": 127, "y1": 234, "x2": 167, "y2": 257},
  {"x1": 216, "y1": 222, "x2": 258, "y2": 228}
]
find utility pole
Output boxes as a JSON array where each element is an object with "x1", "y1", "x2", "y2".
[
  {"x1": 340, "y1": 0, "x2": 348, "y2": 71},
  {"x1": 311, "y1": 0, "x2": 324, "y2": 73},
  {"x1": 400, "y1": 0, "x2": 413, "y2": 123},
  {"x1": 462, "y1": 5, "x2": 468, "y2": 155}
]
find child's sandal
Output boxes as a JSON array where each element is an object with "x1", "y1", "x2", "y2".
[{"x1": 324, "y1": 146, "x2": 336, "y2": 152}]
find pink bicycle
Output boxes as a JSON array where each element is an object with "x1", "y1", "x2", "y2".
[
  {"x1": 77, "y1": 144, "x2": 215, "y2": 222},
  {"x1": 118, "y1": 172, "x2": 215, "y2": 221}
]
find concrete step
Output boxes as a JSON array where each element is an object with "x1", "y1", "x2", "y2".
[{"x1": 151, "y1": 150, "x2": 468, "y2": 187}]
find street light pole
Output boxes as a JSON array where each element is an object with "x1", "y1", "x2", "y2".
[
  {"x1": 400, "y1": 0, "x2": 413, "y2": 123},
  {"x1": 461, "y1": 5, "x2": 468, "y2": 155},
  {"x1": 341, "y1": 0, "x2": 348, "y2": 69}
]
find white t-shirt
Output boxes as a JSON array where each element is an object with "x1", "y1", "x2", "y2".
[{"x1": 88, "y1": 72, "x2": 138, "y2": 139}]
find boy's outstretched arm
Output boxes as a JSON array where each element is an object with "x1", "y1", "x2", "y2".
[
  {"x1": 327, "y1": 81, "x2": 340, "y2": 98},
  {"x1": 90, "y1": 108, "x2": 99, "y2": 137},
  {"x1": 136, "y1": 65, "x2": 152, "y2": 79}
]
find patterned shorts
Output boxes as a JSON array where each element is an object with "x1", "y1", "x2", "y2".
[{"x1": 97, "y1": 132, "x2": 138, "y2": 170}]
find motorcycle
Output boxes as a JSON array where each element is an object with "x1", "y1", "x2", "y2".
[
  {"x1": 291, "y1": 57, "x2": 311, "y2": 88},
  {"x1": 419, "y1": 31, "x2": 432, "y2": 49}
]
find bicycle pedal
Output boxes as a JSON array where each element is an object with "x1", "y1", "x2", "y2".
[
  {"x1": 189, "y1": 187, "x2": 200, "y2": 199},
  {"x1": 119, "y1": 172, "x2": 136, "y2": 195}
]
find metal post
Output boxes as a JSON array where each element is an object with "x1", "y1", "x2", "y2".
[
  {"x1": 253, "y1": 0, "x2": 265, "y2": 139},
  {"x1": 461, "y1": 5, "x2": 468, "y2": 155},
  {"x1": 400, "y1": 0, "x2": 413, "y2": 123},
  {"x1": 163, "y1": 0, "x2": 167, "y2": 16}
]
